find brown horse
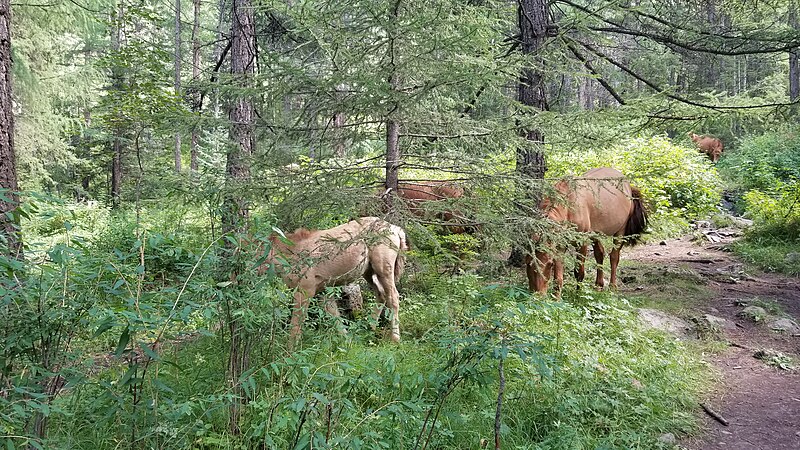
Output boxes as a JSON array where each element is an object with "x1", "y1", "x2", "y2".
[
  {"x1": 259, "y1": 217, "x2": 409, "y2": 347},
  {"x1": 526, "y1": 167, "x2": 647, "y2": 296},
  {"x1": 688, "y1": 132, "x2": 724, "y2": 163},
  {"x1": 395, "y1": 181, "x2": 468, "y2": 232}
]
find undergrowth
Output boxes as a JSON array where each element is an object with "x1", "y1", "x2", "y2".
[{"x1": 40, "y1": 275, "x2": 705, "y2": 449}]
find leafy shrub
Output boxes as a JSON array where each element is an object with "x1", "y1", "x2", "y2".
[
  {"x1": 717, "y1": 131, "x2": 800, "y2": 274},
  {"x1": 549, "y1": 135, "x2": 723, "y2": 236},
  {"x1": 717, "y1": 130, "x2": 800, "y2": 193},
  {"x1": 741, "y1": 183, "x2": 800, "y2": 241},
  {"x1": 40, "y1": 280, "x2": 704, "y2": 450},
  {"x1": 91, "y1": 205, "x2": 211, "y2": 279}
]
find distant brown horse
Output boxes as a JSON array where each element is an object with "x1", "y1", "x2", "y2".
[
  {"x1": 527, "y1": 167, "x2": 647, "y2": 296},
  {"x1": 394, "y1": 181, "x2": 468, "y2": 232},
  {"x1": 689, "y1": 132, "x2": 724, "y2": 162},
  {"x1": 259, "y1": 217, "x2": 409, "y2": 347}
]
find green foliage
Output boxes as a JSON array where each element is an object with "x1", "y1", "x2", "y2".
[
  {"x1": 741, "y1": 184, "x2": 800, "y2": 240},
  {"x1": 549, "y1": 135, "x2": 723, "y2": 236},
  {"x1": 3, "y1": 191, "x2": 706, "y2": 450},
  {"x1": 753, "y1": 349, "x2": 797, "y2": 371},
  {"x1": 717, "y1": 131, "x2": 800, "y2": 193},
  {"x1": 717, "y1": 131, "x2": 800, "y2": 274}
]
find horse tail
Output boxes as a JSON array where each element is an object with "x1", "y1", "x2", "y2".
[
  {"x1": 624, "y1": 186, "x2": 648, "y2": 246},
  {"x1": 394, "y1": 227, "x2": 410, "y2": 281}
]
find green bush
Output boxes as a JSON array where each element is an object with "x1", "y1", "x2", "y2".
[
  {"x1": 717, "y1": 130, "x2": 800, "y2": 193},
  {"x1": 549, "y1": 136, "x2": 723, "y2": 236},
  {"x1": 716, "y1": 131, "x2": 800, "y2": 274},
  {"x1": 91, "y1": 205, "x2": 212, "y2": 280},
  {"x1": 41, "y1": 281, "x2": 703, "y2": 449}
]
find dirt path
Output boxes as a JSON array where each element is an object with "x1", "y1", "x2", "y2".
[{"x1": 620, "y1": 235, "x2": 800, "y2": 450}]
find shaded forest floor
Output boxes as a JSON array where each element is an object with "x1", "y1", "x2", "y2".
[{"x1": 619, "y1": 233, "x2": 799, "y2": 450}]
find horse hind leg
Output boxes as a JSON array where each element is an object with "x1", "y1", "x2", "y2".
[
  {"x1": 363, "y1": 266, "x2": 386, "y2": 327},
  {"x1": 553, "y1": 257, "x2": 565, "y2": 299},
  {"x1": 592, "y1": 240, "x2": 606, "y2": 289},
  {"x1": 367, "y1": 257, "x2": 401, "y2": 343}
]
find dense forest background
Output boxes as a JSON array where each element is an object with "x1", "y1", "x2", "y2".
[{"x1": 1, "y1": 0, "x2": 799, "y2": 448}]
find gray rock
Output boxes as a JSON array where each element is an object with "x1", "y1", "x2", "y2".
[
  {"x1": 638, "y1": 308, "x2": 693, "y2": 339},
  {"x1": 658, "y1": 433, "x2": 676, "y2": 445},
  {"x1": 785, "y1": 252, "x2": 800, "y2": 265},
  {"x1": 703, "y1": 314, "x2": 736, "y2": 330},
  {"x1": 768, "y1": 318, "x2": 800, "y2": 335},
  {"x1": 739, "y1": 306, "x2": 767, "y2": 322},
  {"x1": 730, "y1": 216, "x2": 753, "y2": 228}
]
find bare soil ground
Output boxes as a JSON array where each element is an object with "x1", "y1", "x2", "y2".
[{"x1": 621, "y1": 235, "x2": 800, "y2": 450}]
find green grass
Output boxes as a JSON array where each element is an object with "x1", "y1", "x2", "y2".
[
  {"x1": 618, "y1": 261, "x2": 714, "y2": 314},
  {"x1": 731, "y1": 239, "x2": 800, "y2": 276},
  {"x1": 44, "y1": 277, "x2": 707, "y2": 450}
]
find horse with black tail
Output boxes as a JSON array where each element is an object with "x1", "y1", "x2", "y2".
[{"x1": 527, "y1": 167, "x2": 648, "y2": 297}]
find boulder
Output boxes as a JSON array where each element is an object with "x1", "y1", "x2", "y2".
[
  {"x1": 768, "y1": 318, "x2": 800, "y2": 335},
  {"x1": 738, "y1": 306, "x2": 767, "y2": 322},
  {"x1": 638, "y1": 308, "x2": 693, "y2": 339}
]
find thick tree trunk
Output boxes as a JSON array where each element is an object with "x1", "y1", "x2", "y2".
[
  {"x1": 174, "y1": 0, "x2": 182, "y2": 172},
  {"x1": 190, "y1": 0, "x2": 201, "y2": 172},
  {"x1": 509, "y1": 0, "x2": 551, "y2": 267},
  {"x1": 224, "y1": 0, "x2": 255, "y2": 435},
  {"x1": 790, "y1": 1, "x2": 800, "y2": 101},
  {"x1": 516, "y1": 0, "x2": 549, "y2": 180},
  {"x1": 0, "y1": 0, "x2": 22, "y2": 259}
]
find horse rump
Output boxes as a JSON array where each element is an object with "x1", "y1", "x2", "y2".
[{"x1": 623, "y1": 186, "x2": 647, "y2": 245}]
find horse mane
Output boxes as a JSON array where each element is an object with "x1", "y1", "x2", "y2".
[{"x1": 623, "y1": 186, "x2": 648, "y2": 246}]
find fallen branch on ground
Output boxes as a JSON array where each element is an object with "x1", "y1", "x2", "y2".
[{"x1": 700, "y1": 402, "x2": 729, "y2": 426}]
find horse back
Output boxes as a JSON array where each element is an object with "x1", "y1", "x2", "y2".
[{"x1": 573, "y1": 168, "x2": 631, "y2": 235}]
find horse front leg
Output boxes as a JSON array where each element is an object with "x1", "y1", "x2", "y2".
[
  {"x1": 288, "y1": 288, "x2": 313, "y2": 350},
  {"x1": 592, "y1": 240, "x2": 606, "y2": 289},
  {"x1": 322, "y1": 295, "x2": 347, "y2": 336},
  {"x1": 609, "y1": 245, "x2": 622, "y2": 289}
]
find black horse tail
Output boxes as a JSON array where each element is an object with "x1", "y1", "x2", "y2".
[{"x1": 623, "y1": 186, "x2": 647, "y2": 246}]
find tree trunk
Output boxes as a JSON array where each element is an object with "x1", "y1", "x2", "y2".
[
  {"x1": 110, "y1": 6, "x2": 124, "y2": 207},
  {"x1": 516, "y1": 0, "x2": 549, "y2": 180},
  {"x1": 174, "y1": 0, "x2": 182, "y2": 172},
  {"x1": 333, "y1": 83, "x2": 347, "y2": 158},
  {"x1": 790, "y1": 1, "x2": 800, "y2": 101},
  {"x1": 190, "y1": 0, "x2": 201, "y2": 172},
  {"x1": 224, "y1": 0, "x2": 255, "y2": 435},
  {"x1": 383, "y1": 1, "x2": 401, "y2": 208},
  {"x1": 111, "y1": 136, "x2": 122, "y2": 206},
  {"x1": 509, "y1": 0, "x2": 550, "y2": 267},
  {"x1": 212, "y1": 0, "x2": 228, "y2": 118},
  {"x1": 0, "y1": 0, "x2": 21, "y2": 260},
  {"x1": 384, "y1": 1, "x2": 401, "y2": 210}
]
